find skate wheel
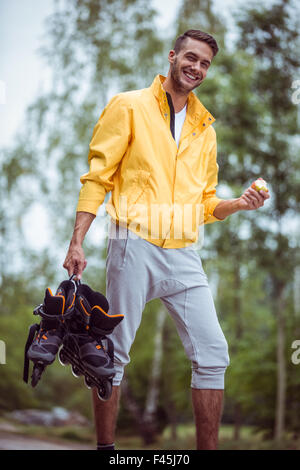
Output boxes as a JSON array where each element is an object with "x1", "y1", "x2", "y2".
[
  {"x1": 84, "y1": 376, "x2": 93, "y2": 389},
  {"x1": 71, "y1": 365, "x2": 82, "y2": 378},
  {"x1": 96, "y1": 379, "x2": 112, "y2": 401},
  {"x1": 58, "y1": 348, "x2": 69, "y2": 366},
  {"x1": 31, "y1": 364, "x2": 44, "y2": 388}
]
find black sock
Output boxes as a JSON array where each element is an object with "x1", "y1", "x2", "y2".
[{"x1": 97, "y1": 442, "x2": 115, "y2": 450}]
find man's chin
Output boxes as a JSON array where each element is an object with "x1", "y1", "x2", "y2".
[
  {"x1": 181, "y1": 76, "x2": 203, "y2": 92},
  {"x1": 171, "y1": 73, "x2": 201, "y2": 94},
  {"x1": 182, "y1": 80, "x2": 201, "y2": 93}
]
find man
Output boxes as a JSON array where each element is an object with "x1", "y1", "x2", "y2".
[{"x1": 63, "y1": 30, "x2": 270, "y2": 450}]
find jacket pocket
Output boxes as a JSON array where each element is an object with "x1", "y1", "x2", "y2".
[{"x1": 128, "y1": 169, "x2": 151, "y2": 207}]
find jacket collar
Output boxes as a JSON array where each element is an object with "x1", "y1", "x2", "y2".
[{"x1": 150, "y1": 74, "x2": 215, "y2": 131}]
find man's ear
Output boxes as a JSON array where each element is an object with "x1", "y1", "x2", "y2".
[{"x1": 168, "y1": 49, "x2": 176, "y2": 65}]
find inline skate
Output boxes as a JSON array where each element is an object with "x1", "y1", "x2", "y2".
[
  {"x1": 23, "y1": 278, "x2": 77, "y2": 387},
  {"x1": 58, "y1": 283, "x2": 124, "y2": 400}
]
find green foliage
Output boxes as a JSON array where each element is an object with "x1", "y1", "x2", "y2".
[
  {"x1": 0, "y1": 304, "x2": 39, "y2": 411},
  {"x1": 206, "y1": 0, "x2": 300, "y2": 437}
]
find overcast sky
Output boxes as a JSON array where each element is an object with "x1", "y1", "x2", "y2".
[{"x1": 0, "y1": 0, "x2": 178, "y2": 147}]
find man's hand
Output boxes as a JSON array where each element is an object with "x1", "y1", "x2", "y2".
[
  {"x1": 238, "y1": 185, "x2": 270, "y2": 211},
  {"x1": 213, "y1": 181, "x2": 270, "y2": 220},
  {"x1": 63, "y1": 211, "x2": 95, "y2": 280},
  {"x1": 63, "y1": 243, "x2": 87, "y2": 280}
]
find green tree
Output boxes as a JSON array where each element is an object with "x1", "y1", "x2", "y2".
[
  {"x1": 236, "y1": 0, "x2": 300, "y2": 440},
  {"x1": 205, "y1": 0, "x2": 300, "y2": 440},
  {"x1": 176, "y1": 0, "x2": 300, "y2": 442}
]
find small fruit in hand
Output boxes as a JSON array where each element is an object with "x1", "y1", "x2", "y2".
[{"x1": 251, "y1": 177, "x2": 268, "y2": 193}]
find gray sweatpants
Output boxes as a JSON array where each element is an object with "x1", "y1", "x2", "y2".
[{"x1": 106, "y1": 223, "x2": 230, "y2": 389}]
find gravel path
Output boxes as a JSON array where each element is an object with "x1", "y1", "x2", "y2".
[{"x1": 0, "y1": 431, "x2": 94, "y2": 450}]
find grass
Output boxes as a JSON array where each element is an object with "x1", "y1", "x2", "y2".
[
  {"x1": 1, "y1": 416, "x2": 300, "y2": 450},
  {"x1": 116, "y1": 424, "x2": 300, "y2": 450}
]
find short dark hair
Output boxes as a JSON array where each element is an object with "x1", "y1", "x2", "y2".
[{"x1": 173, "y1": 29, "x2": 219, "y2": 57}]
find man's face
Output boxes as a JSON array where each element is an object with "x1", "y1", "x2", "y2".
[{"x1": 168, "y1": 37, "x2": 214, "y2": 94}]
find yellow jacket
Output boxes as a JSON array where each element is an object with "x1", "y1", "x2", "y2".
[{"x1": 77, "y1": 75, "x2": 223, "y2": 248}]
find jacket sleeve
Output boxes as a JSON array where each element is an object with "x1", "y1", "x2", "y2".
[
  {"x1": 76, "y1": 94, "x2": 131, "y2": 215},
  {"x1": 202, "y1": 137, "x2": 224, "y2": 225}
]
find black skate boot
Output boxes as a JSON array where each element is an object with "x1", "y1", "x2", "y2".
[
  {"x1": 59, "y1": 283, "x2": 124, "y2": 400},
  {"x1": 23, "y1": 279, "x2": 77, "y2": 387}
]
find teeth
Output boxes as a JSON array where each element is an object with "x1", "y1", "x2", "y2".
[{"x1": 185, "y1": 72, "x2": 197, "y2": 80}]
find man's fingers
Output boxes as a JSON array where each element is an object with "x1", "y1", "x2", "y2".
[
  {"x1": 67, "y1": 261, "x2": 77, "y2": 278},
  {"x1": 240, "y1": 185, "x2": 270, "y2": 212},
  {"x1": 245, "y1": 187, "x2": 268, "y2": 207},
  {"x1": 63, "y1": 258, "x2": 73, "y2": 277},
  {"x1": 63, "y1": 248, "x2": 86, "y2": 280},
  {"x1": 74, "y1": 259, "x2": 85, "y2": 279},
  {"x1": 248, "y1": 187, "x2": 264, "y2": 203},
  {"x1": 259, "y1": 190, "x2": 270, "y2": 200},
  {"x1": 243, "y1": 193, "x2": 256, "y2": 207}
]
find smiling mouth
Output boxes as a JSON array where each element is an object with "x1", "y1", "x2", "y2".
[{"x1": 183, "y1": 70, "x2": 201, "y2": 82}]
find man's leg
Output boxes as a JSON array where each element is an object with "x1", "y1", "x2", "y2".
[
  {"x1": 160, "y1": 253, "x2": 229, "y2": 450},
  {"x1": 97, "y1": 225, "x2": 151, "y2": 449},
  {"x1": 192, "y1": 388, "x2": 224, "y2": 450},
  {"x1": 92, "y1": 385, "x2": 121, "y2": 449}
]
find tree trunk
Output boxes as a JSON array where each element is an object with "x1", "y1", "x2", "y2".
[
  {"x1": 274, "y1": 285, "x2": 287, "y2": 441},
  {"x1": 233, "y1": 263, "x2": 243, "y2": 441},
  {"x1": 143, "y1": 309, "x2": 166, "y2": 430},
  {"x1": 121, "y1": 308, "x2": 166, "y2": 445},
  {"x1": 121, "y1": 375, "x2": 155, "y2": 444},
  {"x1": 233, "y1": 403, "x2": 242, "y2": 441}
]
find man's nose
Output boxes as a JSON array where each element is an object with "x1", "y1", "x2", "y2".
[{"x1": 191, "y1": 61, "x2": 202, "y2": 75}]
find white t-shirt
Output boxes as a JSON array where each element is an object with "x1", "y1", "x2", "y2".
[{"x1": 174, "y1": 105, "x2": 187, "y2": 147}]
